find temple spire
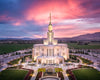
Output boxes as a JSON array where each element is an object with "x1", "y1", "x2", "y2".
[
  {"x1": 48, "y1": 13, "x2": 52, "y2": 31},
  {"x1": 49, "y1": 13, "x2": 51, "y2": 25}
]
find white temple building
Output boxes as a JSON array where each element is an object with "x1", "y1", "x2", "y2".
[{"x1": 32, "y1": 14, "x2": 69, "y2": 66}]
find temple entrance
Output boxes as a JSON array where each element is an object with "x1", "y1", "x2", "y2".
[
  {"x1": 46, "y1": 60, "x2": 55, "y2": 64},
  {"x1": 44, "y1": 68, "x2": 56, "y2": 76}
]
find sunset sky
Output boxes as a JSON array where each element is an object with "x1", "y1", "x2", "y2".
[{"x1": 0, "y1": 0, "x2": 100, "y2": 38}]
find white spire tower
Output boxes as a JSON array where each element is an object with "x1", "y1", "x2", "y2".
[
  {"x1": 43, "y1": 13, "x2": 57, "y2": 45},
  {"x1": 48, "y1": 13, "x2": 53, "y2": 32}
]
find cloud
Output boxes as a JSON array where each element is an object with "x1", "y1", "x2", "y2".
[
  {"x1": 24, "y1": 0, "x2": 86, "y2": 25},
  {"x1": 0, "y1": 0, "x2": 100, "y2": 38}
]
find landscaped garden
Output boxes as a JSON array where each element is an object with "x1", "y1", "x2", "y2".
[
  {"x1": 8, "y1": 58, "x2": 21, "y2": 65},
  {"x1": 55, "y1": 68, "x2": 64, "y2": 80},
  {"x1": 0, "y1": 69, "x2": 28, "y2": 80},
  {"x1": 73, "y1": 68, "x2": 100, "y2": 80},
  {"x1": 7, "y1": 55, "x2": 32, "y2": 65},
  {"x1": 65, "y1": 55, "x2": 79, "y2": 63},
  {"x1": 68, "y1": 55, "x2": 93, "y2": 65},
  {"x1": 7, "y1": 65, "x2": 23, "y2": 69},
  {"x1": 35, "y1": 68, "x2": 46, "y2": 80},
  {"x1": 78, "y1": 56, "x2": 93, "y2": 65},
  {"x1": 35, "y1": 68, "x2": 64, "y2": 80}
]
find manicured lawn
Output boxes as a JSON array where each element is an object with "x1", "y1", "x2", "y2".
[
  {"x1": 79, "y1": 56, "x2": 93, "y2": 65},
  {"x1": 68, "y1": 55, "x2": 93, "y2": 64},
  {"x1": 67, "y1": 43, "x2": 100, "y2": 49},
  {"x1": 8, "y1": 55, "x2": 32, "y2": 65},
  {"x1": 8, "y1": 58, "x2": 20, "y2": 65},
  {"x1": 73, "y1": 68, "x2": 100, "y2": 80},
  {"x1": 65, "y1": 55, "x2": 79, "y2": 63},
  {"x1": 0, "y1": 44, "x2": 33, "y2": 54},
  {"x1": 0, "y1": 70, "x2": 28, "y2": 80}
]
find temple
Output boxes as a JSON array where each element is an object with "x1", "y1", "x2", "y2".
[{"x1": 32, "y1": 13, "x2": 69, "y2": 66}]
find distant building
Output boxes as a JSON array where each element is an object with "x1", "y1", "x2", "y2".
[{"x1": 32, "y1": 14, "x2": 69, "y2": 66}]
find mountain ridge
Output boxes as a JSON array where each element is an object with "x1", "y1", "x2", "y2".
[{"x1": 0, "y1": 32, "x2": 100, "y2": 41}]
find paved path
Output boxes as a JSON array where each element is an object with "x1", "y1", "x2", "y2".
[
  {"x1": 0, "y1": 50, "x2": 32, "y2": 72},
  {"x1": 71, "y1": 53, "x2": 100, "y2": 71}
]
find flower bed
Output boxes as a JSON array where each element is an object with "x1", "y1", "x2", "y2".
[
  {"x1": 35, "y1": 72, "x2": 42, "y2": 80},
  {"x1": 66, "y1": 69, "x2": 76, "y2": 80},
  {"x1": 24, "y1": 70, "x2": 34, "y2": 80},
  {"x1": 58, "y1": 72, "x2": 64, "y2": 80}
]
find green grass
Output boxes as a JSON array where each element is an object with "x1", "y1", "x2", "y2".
[
  {"x1": 7, "y1": 66, "x2": 19, "y2": 69},
  {"x1": 8, "y1": 58, "x2": 20, "y2": 65},
  {"x1": 8, "y1": 55, "x2": 32, "y2": 65},
  {"x1": 0, "y1": 44, "x2": 33, "y2": 54},
  {"x1": 73, "y1": 68, "x2": 100, "y2": 80},
  {"x1": 67, "y1": 43, "x2": 100, "y2": 49},
  {"x1": 79, "y1": 56, "x2": 93, "y2": 65},
  {"x1": 0, "y1": 70, "x2": 28, "y2": 80},
  {"x1": 0, "y1": 42, "x2": 100, "y2": 54},
  {"x1": 65, "y1": 55, "x2": 79, "y2": 63},
  {"x1": 70, "y1": 55, "x2": 93, "y2": 65}
]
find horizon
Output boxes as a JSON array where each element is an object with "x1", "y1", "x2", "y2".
[
  {"x1": 0, "y1": 0, "x2": 100, "y2": 38},
  {"x1": 0, "y1": 31, "x2": 99, "y2": 39}
]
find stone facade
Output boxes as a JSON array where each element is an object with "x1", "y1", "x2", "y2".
[{"x1": 32, "y1": 14, "x2": 69, "y2": 66}]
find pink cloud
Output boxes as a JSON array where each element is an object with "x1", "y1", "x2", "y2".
[
  {"x1": 53, "y1": 25, "x2": 76, "y2": 31},
  {"x1": 0, "y1": 15, "x2": 23, "y2": 26},
  {"x1": 12, "y1": 22, "x2": 21, "y2": 26},
  {"x1": 0, "y1": 15, "x2": 13, "y2": 21},
  {"x1": 53, "y1": 27, "x2": 100, "y2": 38},
  {"x1": 24, "y1": 0, "x2": 86, "y2": 25},
  {"x1": 0, "y1": 0, "x2": 99, "y2": 38},
  {"x1": 33, "y1": 34, "x2": 42, "y2": 38}
]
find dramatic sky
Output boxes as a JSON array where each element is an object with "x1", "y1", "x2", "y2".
[{"x1": 0, "y1": 0, "x2": 100, "y2": 38}]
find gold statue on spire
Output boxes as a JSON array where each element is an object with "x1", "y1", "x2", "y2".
[{"x1": 48, "y1": 13, "x2": 52, "y2": 31}]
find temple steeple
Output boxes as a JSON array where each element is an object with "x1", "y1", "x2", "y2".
[
  {"x1": 43, "y1": 13, "x2": 57, "y2": 45},
  {"x1": 49, "y1": 13, "x2": 52, "y2": 25},
  {"x1": 48, "y1": 13, "x2": 53, "y2": 32}
]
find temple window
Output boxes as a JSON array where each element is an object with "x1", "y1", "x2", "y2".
[
  {"x1": 36, "y1": 48, "x2": 38, "y2": 51},
  {"x1": 63, "y1": 53, "x2": 65, "y2": 55},
  {"x1": 57, "y1": 49, "x2": 59, "y2": 51},
  {"x1": 42, "y1": 49, "x2": 44, "y2": 51},
  {"x1": 47, "y1": 49, "x2": 48, "y2": 56},
  {"x1": 36, "y1": 53, "x2": 38, "y2": 56},
  {"x1": 42, "y1": 53, "x2": 44, "y2": 56}
]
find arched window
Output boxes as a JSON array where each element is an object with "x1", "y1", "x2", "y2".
[
  {"x1": 42, "y1": 49, "x2": 44, "y2": 51},
  {"x1": 63, "y1": 53, "x2": 65, "y2": 55},
  {"x1": 53, "y1": 49, "x2": 54, "y2": 56},
  {"x1": 42, "y1": 53, "x2": 44, "y2": 56},
  {"x1": 47, "y1": 49, "x2": 48, "y2": 56},
  {"x1": 36, "y1": 53, "x2": 38, "y2": 56},
  {"x1": 49, "y1": 49, "x2": 51, "y2": 56}
]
